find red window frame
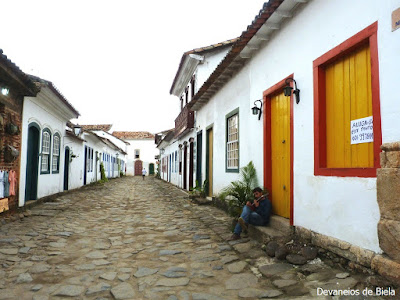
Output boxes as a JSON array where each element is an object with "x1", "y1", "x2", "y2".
[{"x1": 313, "y1": 22, "x2": 382, "y2": 178}]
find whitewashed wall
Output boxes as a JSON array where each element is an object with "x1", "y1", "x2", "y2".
[
  {"x1": 196, "y1": 47, "x2": 231, "y2": 92},
  {"x1": 19, "y1": 95, "x2": 68, "y2": 205},
  {"x1": 159, "y1": 130, "x2": 196, "y2": 190},
  {"x1": 63, "y1": 136, "x2": 84, "y2": 191},
  {"x1": 194, "y1": 0, "x2": 400, "y2": 252},
  {"x1": 125, "y1": 139, "x2": 158, "y2": 176}
]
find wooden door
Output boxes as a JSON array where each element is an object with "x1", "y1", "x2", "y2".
[
  {"x1": 206, "y1": 128, "x2": 213, "y2": 197},
  {"x1": 183, "y1": 145, "x2": 187, "y2": 189},
  {"x1": 189, "y1": 141, "x2": 194, "y2": 190},
  {"x1": 25, "y1": 124, "x2": 40, "y2": 201},
  {"x1": 134, "y1": 160, "x2": 142, "y2": 176},
  {"x1": 64, "y1": 147, "x2": 70, "y2": 191},
  {"x1": 196, "y1": 132, "x2": 202, "y2": 187},
  {"x1": 271, "y1": 92, "x2": 291, "y2": 218},
  {"x1": 149, "y1": 163, "x2": 154, "y2": 175}
]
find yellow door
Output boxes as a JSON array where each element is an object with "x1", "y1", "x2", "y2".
[
  {"x1": 207, "y1": 128, "x2": 213, "y2": 197},
  {"x1": 271, "y1": 92, "x2": 290, "y2": 218}
]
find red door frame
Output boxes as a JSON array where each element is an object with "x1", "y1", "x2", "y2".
[{"x1": 263, "y1": 74, "x2": 294, "y2": 225}]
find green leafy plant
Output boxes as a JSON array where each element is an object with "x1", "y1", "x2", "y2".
[
  {"x1": 219, "y1": 161, "x2": 259, "y2": 209},
  {"x1": 190, "y1": 180, "x2": 208, "y2": 198},
  {"x1": 100, "y1": 162, "x2": 108, "y2": 182}
]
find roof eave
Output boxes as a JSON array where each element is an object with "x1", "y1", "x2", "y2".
[
  {"x1": 189, "y1": 0, "x2": 299, "y2": 111},
  {"x1": 170, "y1": 54, "x2": 204, "y2": 97}
]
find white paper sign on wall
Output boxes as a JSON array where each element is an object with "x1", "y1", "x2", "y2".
[{"x1": 351, "y1": 116, "x2": 373, "y2": 144}]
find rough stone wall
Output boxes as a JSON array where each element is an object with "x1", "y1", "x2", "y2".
[
  {"x1": 0, "y1": 93, "x2": 24, "y2": 211},
  {"x1": 377, "y1": 142, "x2": 400, "y2": 262}
]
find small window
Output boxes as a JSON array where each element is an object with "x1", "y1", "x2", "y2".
[
  {"x1": 226, "y1": 111, "x2": 239, "y2": 172},
  {"x1": 135, "y1": 149, "x2": 140, "y2": 159},
  {"x1": 41, "y1": 129, "x2": 51, "y2": 174},
  {"x1": 52, "y1": 133, "x2": 60, "y2": 173},
  {"x1": 185, "y1": 87, "x2": 189, "y2": 104},
  {"x1": 191, "y1": 75, "x2": 195, "y2": 99}
]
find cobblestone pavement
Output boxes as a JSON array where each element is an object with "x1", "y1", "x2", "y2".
[{"x1": 0, "y1": 176, "x2": 395, "y2": 299}]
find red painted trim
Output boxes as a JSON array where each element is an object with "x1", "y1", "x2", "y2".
[
  {"x1": 289, "y1": 84, "x2": 294, "y2": 226},
  {"x1": 313, "y1": 22, "x2": 381, "y2": 178},
  {"x1": 263, "y1": 74, "x2": 294, "y2": 225}
]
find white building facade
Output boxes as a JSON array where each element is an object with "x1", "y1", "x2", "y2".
[
  {"x1": 19, "y1": 77, "x2": 80, "y2": 206},
  {"x1": 161, "y1": 0, "x2": 400, "y2": 254},
  {"x1": 112, "y1": 132, "x2": 157, "y2": 177}
]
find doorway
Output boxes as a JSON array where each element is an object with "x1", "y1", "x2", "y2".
[
  {"x1": 264, "y1": 76, "x2": 293, "y2": 223},
  {"x1": 206, "y1": 127, "x2": 213, "y2": 197},
  {"x1": 189, "y1": 140, "x2": 194, "y2": 190},
  {"x1": 25, "y1": 123, "x2": 40, "y2": 201},
  {"x1": 135, "y1": 160, "x2": 143, "y2": 176},
  {"x1": 64, "y1": 147, "x2": 70, "y2": 190},
  {"x1": 149, "y1": 163, "x2": 154, "y2": 175},
  {"x1": 183, "y1": 144, "x2": 187, "y2": 190},
  {"x1": 196, "y1": 131, "x2": 202, "y2": 188}
]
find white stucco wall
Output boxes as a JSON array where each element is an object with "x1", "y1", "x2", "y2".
[
  {"x1": 159, "y1": 130, "x2": 197, "y2": 190},
  {"x1": 195, "y1": 47, "x2": 231, "y2": 93},
  {"x1": 19, "y1": 95, "x2": 69, "y2": 205},
  {"x1": 125, "y1": 139, "x2": 158, "y2": 176},
  {"x1": 63, "y1": 136, "x2": 84, "y2": 191},
  {"x1": 193, "y1": 0, "x2": 400, "y2": 252}
]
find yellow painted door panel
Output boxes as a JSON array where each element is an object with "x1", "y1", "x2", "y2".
[
  {"x1": 325, "y1": 45, "x2": 373, "y2": 168},
  {"x1": 271, "y1": 92, "x2": 290, "y2": 218}
]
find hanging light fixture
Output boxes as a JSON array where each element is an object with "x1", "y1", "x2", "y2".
[
  {"x1": 283, "y1": 78, "x2": 300, "y2": 104},
  {"x1": 251, "y1": 99, "x2": 263, "y2": 120},
  {"x1": 73, "y1": 125, "x2": 82, "y2": 136}
]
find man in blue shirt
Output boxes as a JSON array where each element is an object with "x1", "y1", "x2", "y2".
[{"x1": 230, "y1": 187, "x2": 272, "y2": 240}]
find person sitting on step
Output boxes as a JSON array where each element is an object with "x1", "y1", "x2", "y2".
[{"x1": 230, "y1": 187, "x2": 272, "y2": 240}]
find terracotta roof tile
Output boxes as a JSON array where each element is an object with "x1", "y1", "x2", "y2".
[
  {"x1": 112, "y1": 131, "x2": 154, "y2": 140},
  {"x1": 189, "y1": 0, "x2": 285, "y2": 110},
  {"x1": 0, "y1": 49, "x2": 39, "y2": 96},
  {"x1": 81, "y1": 124, "x2": 113, "y2": 132}
]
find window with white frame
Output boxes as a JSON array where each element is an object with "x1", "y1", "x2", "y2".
[
  {"x1": 135, "y1": 149, "x2": 140, "y2": 159},
  {"x1": 226, "y1": 112, "x2": 239, "y2": 171},
  {"x1": 41, "y1": 129, "x2": 51, "y2": 173},
  {"x1": 52, "y1": 133, "x2": 60, "y2": 173}
]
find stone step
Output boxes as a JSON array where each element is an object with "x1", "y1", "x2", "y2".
[
  {"x1": 248, "y1": 225, "x2": 290, "y2": 244},
  {"x1": 269, "y1": 215, "x2": 293, "y2": 235}
]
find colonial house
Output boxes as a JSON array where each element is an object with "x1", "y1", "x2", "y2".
[
  {"x1": 80, "y1": 124, "x2": 128, "y2": 182},
  {"x1": 0, "y1": 50, "x2": 39, "y2": 212},
  {"x1": 63, "y1": 123, "x2": 86, "y2": 191},
  {"x1": 159, "y1": 39, "x2": 238, "y2": 190},
  {"x1": 112, "y1": 131, "x2": 157, "y2": 176},
  {"x1": 160, "y1": 0, "x2": 400, "y2": 283},
  {"x1": 19, "y1": 76, "x2": 80, "y2": 206}
]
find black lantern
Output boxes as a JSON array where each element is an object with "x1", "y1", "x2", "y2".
[
  {"x1": 251, "y1": 99, "x2": 263, "y2": 120},
  {"x1": 283, "y1": 78, "x2": 300, "y2": 104},
  {"x1": 73, "y1": 125, "x2": 82, "y2": 136}
]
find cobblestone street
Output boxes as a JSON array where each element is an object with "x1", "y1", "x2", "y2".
[{"x1": 0, "y1": 177, "x2": 394, "y2": 299}]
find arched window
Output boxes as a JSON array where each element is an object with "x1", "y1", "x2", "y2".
[
  {"x1": 52, "y1": 133, "x2": 61, "y2": 173},
  {"x1": 41, "y1": 128, "x2": 51, "y2": 174}
]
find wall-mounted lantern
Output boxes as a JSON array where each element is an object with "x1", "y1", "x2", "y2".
[
  {"x1": 283, "y1": 78, "x2": 300, "y2": 104},
  {"x1": 251, "y1": 99, "x2": 263, "y2": 120},
  {"x1": 73, "y1": 125, "x2": 82, "y2": 136}
]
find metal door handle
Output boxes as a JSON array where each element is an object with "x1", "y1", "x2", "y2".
[
  {"x1": 283, "y1": 185, "x2": 286, "y2": 190},
  {"x1": 282, "y1": 140, "x2": 285, "y2": 143}
]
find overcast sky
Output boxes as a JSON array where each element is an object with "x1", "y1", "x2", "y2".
[{"x1": 1, "y1": 0, "x2": 266, "y2": 133}]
